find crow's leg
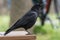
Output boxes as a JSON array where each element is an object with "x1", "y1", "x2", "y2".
[
  {"x1": 26, "y1": 30, "x2": 32, "y2": 35},
  {"x1": 25, "y1": 29, "x2": 32, "y2": 35}
]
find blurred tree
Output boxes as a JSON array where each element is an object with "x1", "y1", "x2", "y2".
[
  {"x1": 0, "y1": 0, "x2": 9, "y2": 15},
  {"x1": 0, "y1": 0, "x2": 4, "y2": 15}
]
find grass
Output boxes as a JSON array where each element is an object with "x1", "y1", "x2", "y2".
[
  {"x1": 35, "y1": 23, "x2": 60, "y2": 40},
  {"x1": 36, "y1": 30, "x2": 60, "y2": 40},
  {"x1": 0, "y1": 14, "x2": 60, "y2": 40}
]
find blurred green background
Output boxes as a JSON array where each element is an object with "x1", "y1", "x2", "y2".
[
  {"x1": 0, "y1": 0, "x2": 60, "y2": 40},
  {"x1": 0, "y1": 15, "x2": 10, "y2": 31}
]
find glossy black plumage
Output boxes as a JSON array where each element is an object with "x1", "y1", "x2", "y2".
[{"x1": 4, "y1": 4, "x2": 40, "y2": 35}]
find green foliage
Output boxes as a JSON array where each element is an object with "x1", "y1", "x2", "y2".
[
  {"x1": 49, "y1": 31, "x2": 60, "y2": 40},
  {"x1": 36, "y1": 30, "x2": 60, "y2": 40},
  {"x1": 0, "y1": 15, "x2": 10, "y2": 31},
  {"x1": 33, "y1": 25, "x2": 47, "y2": 34}
]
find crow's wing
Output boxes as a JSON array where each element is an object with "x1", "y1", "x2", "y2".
[{"x1": 13, "y1": 11, "x2": 38, "y2": 27}]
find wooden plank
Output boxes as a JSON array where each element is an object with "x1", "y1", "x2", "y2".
[
  {"x1": 0, "y1": 35, "x2": 36, "y2": 40},
  {"x1": 0, "y1": 31, "x2": 36, "y2": 40}
]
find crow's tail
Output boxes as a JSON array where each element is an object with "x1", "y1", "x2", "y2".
[
  {"x1": 4, "y1": 26, "x2": 16, "y2": 36},
  {"x1": 4, "y1": 28, "x2": 12, "y2": 36}
]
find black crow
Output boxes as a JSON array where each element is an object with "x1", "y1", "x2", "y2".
[{"x1": 4, "y1": 4, "x2": 40, "y2": 35}]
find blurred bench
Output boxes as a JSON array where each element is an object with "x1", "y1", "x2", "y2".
[{"x1": 0, "y1": 31, "x2": 36, "y2": 40}]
